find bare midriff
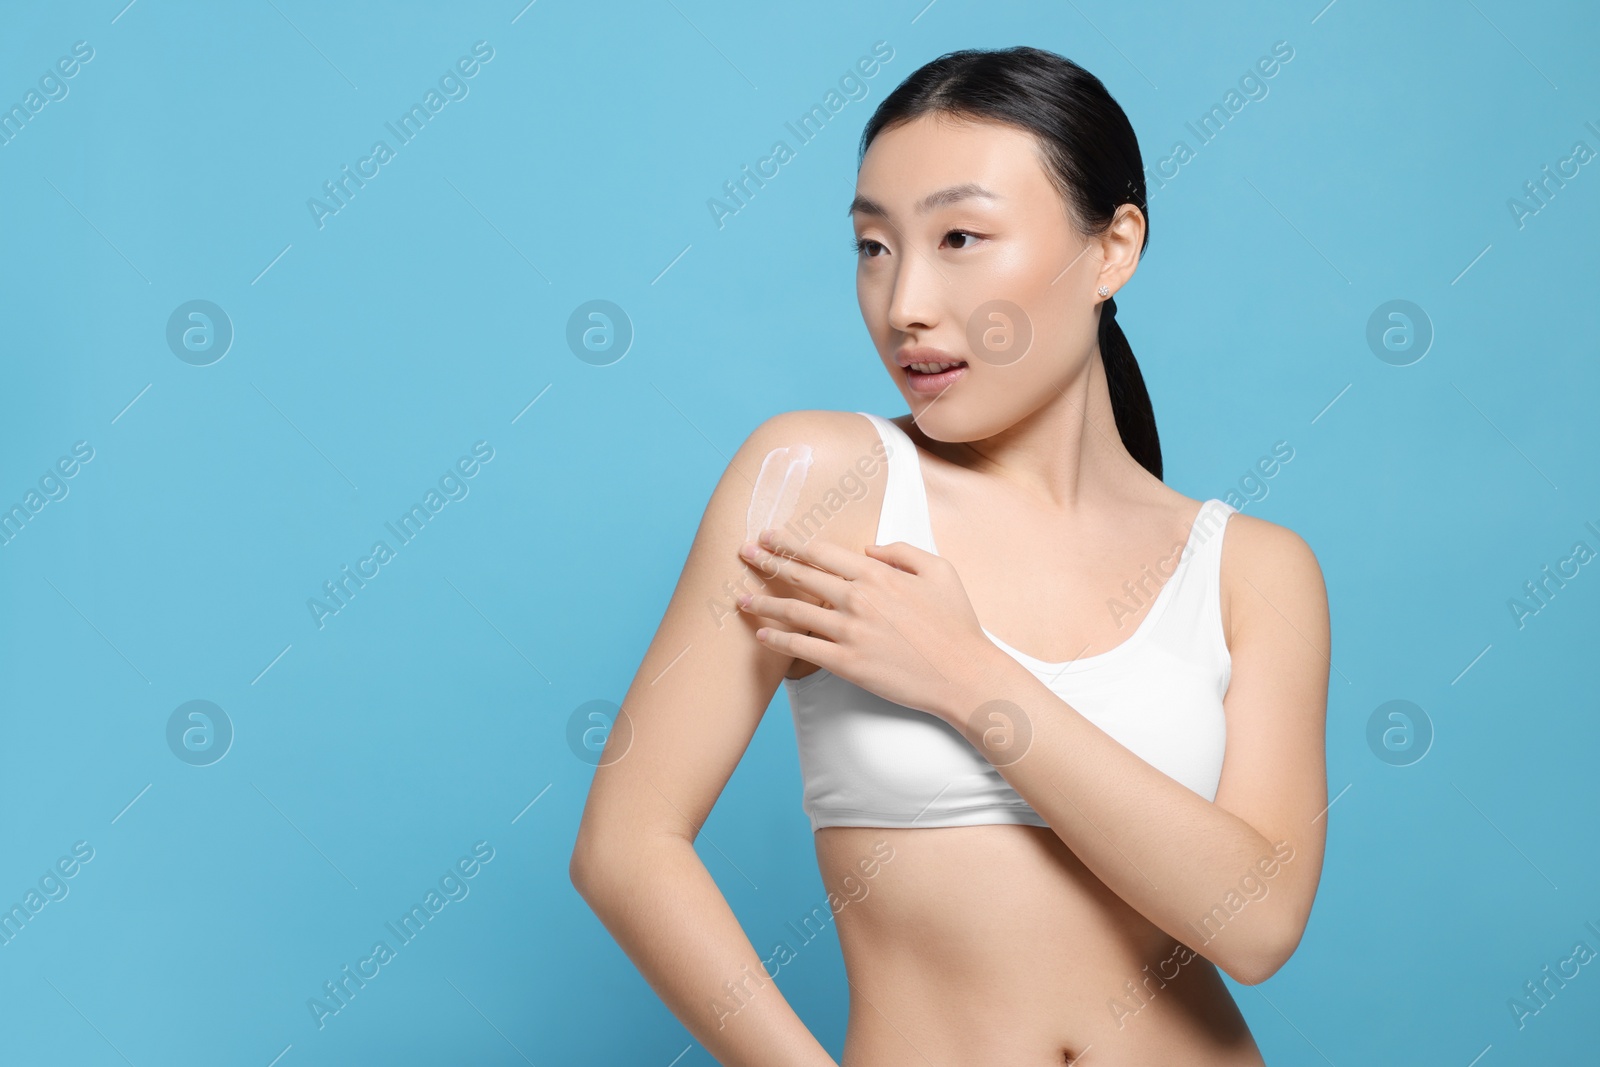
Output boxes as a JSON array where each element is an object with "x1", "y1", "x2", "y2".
[{"x1": 813, "y1": 822, "x2": 1266, "y2": 1066}]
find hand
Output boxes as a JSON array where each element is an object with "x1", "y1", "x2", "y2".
[{"x1": 736, "y1": 526, "x2": 995, "y2": 721}]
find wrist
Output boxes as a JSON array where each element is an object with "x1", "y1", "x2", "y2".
[{"x1": 940, "y1": 639, "x2": 1034, "y2": 735}]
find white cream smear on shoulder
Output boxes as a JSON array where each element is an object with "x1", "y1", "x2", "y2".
[{"x1": 746, "y1": 444, "x2": 813, "y2": 544}]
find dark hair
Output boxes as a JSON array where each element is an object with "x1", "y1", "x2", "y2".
[{"x1": 857, "y1": 46, "x2": 1162, "y2": 479}]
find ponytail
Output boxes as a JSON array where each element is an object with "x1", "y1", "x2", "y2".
[{"x1": 1097, "y1": 297, "x2": 1162, "y2": 479}]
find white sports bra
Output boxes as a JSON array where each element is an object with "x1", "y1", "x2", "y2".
[{"x1": 784, "y1": 411, "x2": 1236, "y2": 831}]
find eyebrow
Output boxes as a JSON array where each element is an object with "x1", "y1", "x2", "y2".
[{"x1": 846, "y1": 182, "x2": 1002, "y2": 219}]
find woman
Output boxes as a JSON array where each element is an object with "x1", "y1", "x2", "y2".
[{"x1": 571, "y1": 46, "x2": 1329, "y2": 1066}]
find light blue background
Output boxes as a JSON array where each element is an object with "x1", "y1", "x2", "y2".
[{"x1": 2, "y1": 0, "x2": 1597, "y2": 1063}]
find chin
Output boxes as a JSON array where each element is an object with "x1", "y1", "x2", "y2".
[{"x1": 902, "y1": 395, "x2": 985, "y2": 442}]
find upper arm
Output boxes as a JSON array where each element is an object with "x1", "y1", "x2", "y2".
[
  {"x1": 570, "y1": 408, "x2": 884, "y2": 870},
  {"x1": 1210, "y1": 512, "x2": 1331, "y2": 938}
]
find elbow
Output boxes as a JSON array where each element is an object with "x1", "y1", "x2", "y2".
[
  {"x1": 569, "y1": 828, "x2": 669, "y2": 903},
  {"x1": 568, "y1": 845, "x2": 592, "y2": 897},
  {"x1": 1222, "y1": 953, "x2": 1281, "y2": 988},
  {"x1": 1221, "y1": 918, "x2": 1307, "y2": 986},
  {"x1": 566, "y1": 838, "x2": 608, "y2": 908},
  {"x1": 568, "y1": 834, "x2": 614, "y2": 902}
]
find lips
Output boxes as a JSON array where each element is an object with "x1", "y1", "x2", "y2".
[
  {"x1": 897, "y1": 347, "x2": 966, "y2": 369},
  {"x1": 896, "y1": 346, "x2": 970, "y2": 393},
  {"x1": 902, "y1": 362, "x2": 969, "y2": 395}
]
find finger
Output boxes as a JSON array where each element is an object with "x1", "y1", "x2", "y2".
[
  {"x1": 740, "y1": 592, "x2": 843, "y2": 640},
  {"x1": 754, "y1": 527, "x2": 872, "y2": 583},
  {"x1": 754, "y1": 625, "x2": 844, "y2": 673},
  {"x1": 739, "y1": 545, "x2": 832, "y2": 596},
  {"x1": 741, "y1": 540, "x2": 853, "y2": 604},
  {"x1": 862, "y1": 540, "x2": 940, "y2": 574},
  {"x1": 738, "y1": 544, "x2": 813, "y2": 594}
]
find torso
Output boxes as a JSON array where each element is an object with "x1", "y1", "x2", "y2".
[{"x1": 782, "y1": 414, "x2": 1263, "y2": 1065}]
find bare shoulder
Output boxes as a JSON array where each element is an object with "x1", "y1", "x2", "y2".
[
  {"x1": 737, "y1": 408, "x2": 886, "y2": 477},
  {"x1": 1220, "y1": 508, "x2": 1326, "y2": 587},
  {"x1": 1217, "y1": 507, "x2": 1329, "y2": 653},
  {"x1": 733, "y1": 408, "x2": 891, "y2": 543}
]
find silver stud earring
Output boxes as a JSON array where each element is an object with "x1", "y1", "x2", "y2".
[{"x1": 1097, "y1": 285, "x2": 1110, "y2": 296}]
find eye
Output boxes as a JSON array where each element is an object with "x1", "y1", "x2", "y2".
[{"x1": 852, "y1": 230, "x2": 982, "y2": 257}]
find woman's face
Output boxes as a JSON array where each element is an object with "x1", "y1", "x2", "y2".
[{"x1": 850, "y1": 112, "x2": 1137, "y2": 441}]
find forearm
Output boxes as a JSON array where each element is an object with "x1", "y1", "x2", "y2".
[
  {"x1": 944, "y1": 651, "x2": 1299, "y2": 983},
  {"x1": 571, "y1": 837, "x2": 837, "y2": 1067}
]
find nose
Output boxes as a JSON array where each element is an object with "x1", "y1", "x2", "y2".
[{"x1": 885, "y1": 244, "x2": 945, "y2": 335}]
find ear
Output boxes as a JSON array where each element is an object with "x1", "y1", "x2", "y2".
[{"x1": 1094, "y1": 203, "x2": 1145, "y2": 299}]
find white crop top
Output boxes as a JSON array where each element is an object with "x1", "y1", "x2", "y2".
[{"x1": 783, "y1": 411, "x2": 1236, "y2": 831}]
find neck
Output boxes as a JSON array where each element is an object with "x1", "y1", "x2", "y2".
[{"x1": 910, "y1": 346, "x2": 1150, "y2": 513}]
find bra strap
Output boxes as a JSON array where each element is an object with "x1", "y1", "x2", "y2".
[{"x1": 854, "y1": 411, "x2": 938, "y2": 552}]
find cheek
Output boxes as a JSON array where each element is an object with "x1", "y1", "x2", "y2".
[
  {"x1": 986, "y1": 242, "x2": 1074, "y2": 303},
  {"x1": 956, "y1": 245, "x2": 1066, "y2": 320},
  {"x1": 966, "y1": 298, "x2": 1095, "y2": 393},
  {"x1": 1003, "y1": 245, "x2": 1098, "y2": 335},
  {"x1": 958, "y1": 264, "x2": 1080, "y2": 364}
]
